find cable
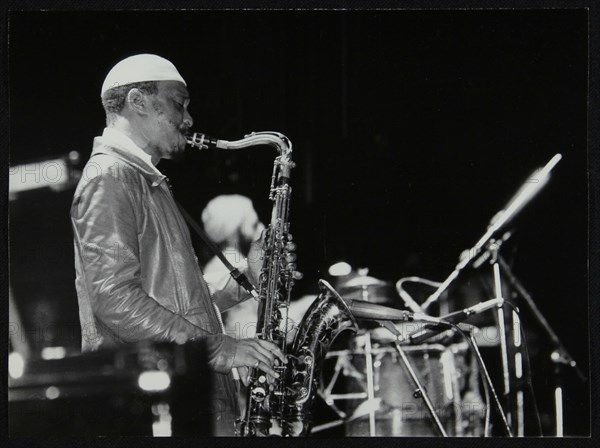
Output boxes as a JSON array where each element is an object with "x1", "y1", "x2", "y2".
[{"x1": 396, "y1": 277, "x2": 443, "y2": 313}]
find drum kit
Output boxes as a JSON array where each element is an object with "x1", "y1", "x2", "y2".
[
  {"x1": 314, "y1": 272, "x2": 487, "y2": 436},
  {"x1": 312, "y1": 153, "x2": 585, "y2": 437}
]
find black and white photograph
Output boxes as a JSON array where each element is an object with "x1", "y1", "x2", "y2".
[{"x1": 5, "y1": 5, "x2": 593, "y2": 439}]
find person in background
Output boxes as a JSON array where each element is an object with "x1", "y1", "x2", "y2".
[{"x1": 202, "y1": 194, "x2": 265, "y2": 341}]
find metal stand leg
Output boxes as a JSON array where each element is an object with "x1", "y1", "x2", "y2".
[
  {"x1": 491, "y1": 253, "x2": 521, "y2": 435},
  {"x1": 364, "y1": 332, "x2": 377, "y2": 436},
  {"x1": 493, "y1": 262, "x2": 511, "y2": 399},
  {"x1": 392, "y1": 341, "x2": 448, "y2": 437},
  {"x1": 467, "y1": 333, "x2": 513, "y2": 436},
  {"x1": 552, "y1": 356, "x2": 564, "y2": 436}
]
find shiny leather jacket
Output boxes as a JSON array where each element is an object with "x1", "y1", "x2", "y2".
[{"x1": 71, "y1": 134, "x2": 247, "y2": 434}]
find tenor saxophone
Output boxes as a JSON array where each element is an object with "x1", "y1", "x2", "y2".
[{"x1": 187, "y1": 131, "x2": 358, "y2": 436}]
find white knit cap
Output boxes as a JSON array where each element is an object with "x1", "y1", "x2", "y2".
[
  {"x1": 100, "y1": 54, "x2": 186, "y2": 97},
  {"x1": 202, "y1": 195, "x2": 258, "y2": 244}
]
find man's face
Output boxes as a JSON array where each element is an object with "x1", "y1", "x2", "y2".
[{"x1": 143, "y1": 81, "x2": 193, "y2": 161}]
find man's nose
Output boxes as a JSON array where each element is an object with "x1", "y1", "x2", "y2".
[{"x1": 183, "y1": 109, "x2": 194, "y2": 128}]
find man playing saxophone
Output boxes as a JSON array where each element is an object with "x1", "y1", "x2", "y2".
[{"x1": 70, "y1": 54, "x2": 285, "y2": 436}]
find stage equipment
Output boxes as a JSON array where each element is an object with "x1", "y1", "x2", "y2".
[
  {"x1": 328, "y1": 262, "x2": 353, "y2": 277},
  {"x1": 420, "y1": 153, "x2": 562, "y2": 312},
  {"x1": 316, "y1": 334, "x2": 483, "y2": 436},
  {"x1": 339, "y1": 273, "x2": 397, "y2": 305},
  {"x1": 8, "y1": 342, "x2": 212, "y2": 436},
  {"x1": 395, "y1": 277, "x2": 443, "y2": 313},
  {"x1": 187, "y1": 132, "x2": 358, "y2": 437},
  {"x1": 495, "y1": 255, "x2": 587, "y2": 436},
  {"x1": 401, "y1": 298, "x2": 504, "y2": 344},
  {"x1": 415, "y1": 153, "x2": 566, "y2": 436},
  {"x1": 9, "y1": 152, "x2": 82, "y2": 200}
]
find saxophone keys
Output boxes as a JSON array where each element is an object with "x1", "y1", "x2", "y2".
[
  {"x1": 285, "y1": 263, "x2": 297, "y2": 272},
  {"x1": 251, "y1": 386, "x2": 267, "y2": 402}
]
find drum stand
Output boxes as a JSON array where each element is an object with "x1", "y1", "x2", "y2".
[
  {"x1": 362, "y1": 332, "x2": 378, "y2": 436},
  {"x1": 378, "y1": 322, "x2": 448, "y2": 437}
]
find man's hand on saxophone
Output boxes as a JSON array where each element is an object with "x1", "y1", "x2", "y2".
[{"x1": 232, "y1": 338, "x2": 287, "y2": 385}]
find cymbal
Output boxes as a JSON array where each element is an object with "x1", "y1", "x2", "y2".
[
  {"x1": 338, "y1": 275, "x2": 395, "y2": 305},
  {"x1": 338, "y1": 289, "x2": 393, "y2": 305},
  {"x1": 341, "y1": 275, "x2": 388, "y2": 288}
]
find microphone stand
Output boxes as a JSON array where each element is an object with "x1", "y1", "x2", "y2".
[
  {"x1": 497, "y1": 254, "x2": 587, "y2": 436},
  {"x1": 497, "y1": 255, "x2": 586, "y2": 381},
  {"x1": 421, "y1": 153, "x2": 562, "y2": 312},
  {"x1": 418, "y1": 153, "x2": 563, "y2": 436},
  {"x1": 488, "y1": 242, "x2": 523, "y2": 435},
  {"x1": 392, "y1": 319, "x2": 516, "y2": 437},
  {"x1": 377, "y1": 321, "x2": 448, "y2": 437}
]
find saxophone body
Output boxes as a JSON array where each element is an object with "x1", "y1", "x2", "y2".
[{"x1": 187, "y1": 131, "x2": 358, "y2": 436}]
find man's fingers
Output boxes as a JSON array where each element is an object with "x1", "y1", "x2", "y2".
[
  {"x1": 252, "y1": 341, "x2": 278, "y2": 364},
  {"x1": 256, "y1": 339, "x2": 286, "y2": 363},
  {"x1": 249, "y1": 349, "x2": 272, "y2": 369},
  {"x1": 238, "y1": 367, "x2": 250, "y2": 387},
  {"x1": 257, "y1": 361, "x2": 280, "y2": 379},
  {"x1": 233, "y1": 342, "x2": 271, "y2": 370}
]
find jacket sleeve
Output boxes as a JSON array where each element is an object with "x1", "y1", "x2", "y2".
[{"x1": 71, "y1": 171, "x2": 235, "y2": 373}]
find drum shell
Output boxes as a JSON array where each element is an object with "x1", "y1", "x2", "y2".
[{"x1": 322, "y1": 333, "x2": 484, "y2": 436}]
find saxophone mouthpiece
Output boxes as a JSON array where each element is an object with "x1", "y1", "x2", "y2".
[{"x1": 186, "y1": 132, "x2": 228, "y2": 150}]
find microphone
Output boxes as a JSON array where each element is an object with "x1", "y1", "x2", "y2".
[
  {"x1": 402, "y1": 298, "x2": 504, "y2": 345},
  {"x1": 344, "y1": 299, "x2": 442, "y2": 323},
  {"x1": 437, "y1": 298, "x2": 504, "y2": 324},
  {"x1": 408, "y1": 323, "x2": 479, "y2": 345}
]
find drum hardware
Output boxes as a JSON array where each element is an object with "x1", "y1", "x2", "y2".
[
  {"x1": 342, "y1": 275, "x2": 387, "y2": 289},
  {"x1": 399, "y1": 297, "x2": 514, "y2": 436},
  {"x1": 461, "y1": 326, "x2": 513, "y2": 436},
  {"x1": 399, "y1": 320, "x2": 513, "y2": 437},
  {"x1": 339, "y1": 271, "x2": 396, "y2": 305},
  {"x1": 316, "y1": 291, "x2": 522, "y2": 436},
  {"x1": 317, "y1": 333, "x2": 478, "y2": 436},
  {"x1": 378, "y1": 323, "x2": 448, "y2": 437}
]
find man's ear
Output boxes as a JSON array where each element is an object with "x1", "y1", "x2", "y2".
[{"x1": 126, "y1": 88, "x2": 148, "y2": 115}]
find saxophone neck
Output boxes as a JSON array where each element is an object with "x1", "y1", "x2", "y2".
[
  {"x1": 228, "y1": 131, "x2": 293, "y2": 157},
  {"x1": 187, "y1": 131, "x2": 292, "y2": 157}
]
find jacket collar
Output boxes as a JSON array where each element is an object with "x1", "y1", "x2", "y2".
[{"x1": 91, "y1": 130, "x2": 167, "y2": 187}]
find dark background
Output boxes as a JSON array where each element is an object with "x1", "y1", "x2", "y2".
[{"x1": 8, "y1": 10, "x2": 589, "y2": 435}]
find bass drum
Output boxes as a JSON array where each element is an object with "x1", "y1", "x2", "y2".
[{"x1": 320, "y1": 331, "x2": 484, "y2": 436}]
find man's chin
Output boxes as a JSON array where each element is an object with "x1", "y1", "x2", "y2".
[{"x1": 170, "y1": 148, "x2": 186, "y2": 162}]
